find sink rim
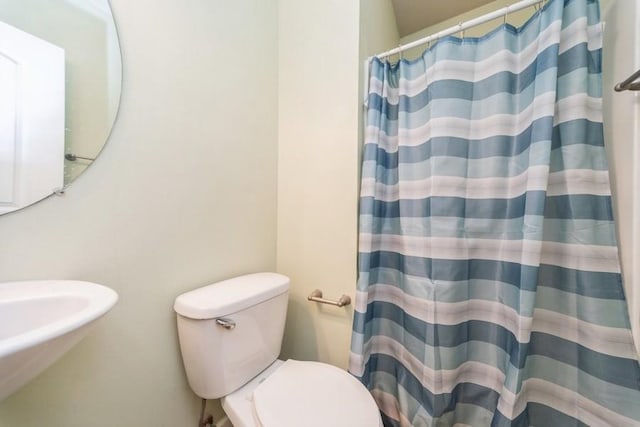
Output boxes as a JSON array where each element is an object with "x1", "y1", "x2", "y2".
[{"x1": 0, "y1": 280, "x2": 118, "y2": 358}]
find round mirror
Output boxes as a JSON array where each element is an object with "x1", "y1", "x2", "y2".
[{"x1": 0, "y1": 0, "x2": 122, "y2": 215}]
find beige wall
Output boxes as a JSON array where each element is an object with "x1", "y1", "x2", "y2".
[
  {"x1": 601, "y1": 0, "x2": 640, "y2": 351},
  {"x1": 0, "y1": 0, "x2": 278, "y2": 426},
  {"x1": 276, "y1": 0, "x2": 361, "y2": 368},
  {"x1": 277, "y1": 0, "x2": 399, "y2": 369},
  {"x1": 360, "y1": 0, "x2": 400, "y2": 65}
]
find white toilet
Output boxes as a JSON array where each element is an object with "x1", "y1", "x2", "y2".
[{"x1": 174, "y1": 272, "x2": 382, "y2": 427}]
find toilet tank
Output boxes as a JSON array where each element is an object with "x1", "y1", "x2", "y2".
[{"x1": 174, "y1": 272, "x2": 289, "y2": 399}]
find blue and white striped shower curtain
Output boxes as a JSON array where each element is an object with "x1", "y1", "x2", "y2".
[{"x1": 350, "y1": 0, "x2": 640, "y2": 425}]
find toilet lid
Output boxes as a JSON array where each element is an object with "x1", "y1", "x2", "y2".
[{"x1": 251, "y1": 360, "x2": 381, "y2": 427}]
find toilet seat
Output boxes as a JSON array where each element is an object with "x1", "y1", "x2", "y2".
[{"x1": 221, "y1": 359, "x2": 382, "y2": 427}]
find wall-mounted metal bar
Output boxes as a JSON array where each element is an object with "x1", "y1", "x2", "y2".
[
  {"x1": 307, "y1": 289, "x2": 351, "y2": 307},
  {"x1": 65, "y1": 153, "x2": 95, "y2": 162},
  {"x1": 615, "y1": 68, "x2": 640, "y2": 92}
]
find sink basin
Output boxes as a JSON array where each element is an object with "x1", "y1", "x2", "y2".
[{"x1": 0, "y1": 280, "x2": 118, "y2": 401}]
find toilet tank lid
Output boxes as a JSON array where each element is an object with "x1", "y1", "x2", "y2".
[{"x1": 174, "y1": 272, "x2": 290, "y2": 319}]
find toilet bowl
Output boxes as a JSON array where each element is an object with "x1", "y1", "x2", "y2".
[
  {"x1": 222, "y1": 359, "x2": 382, "y2": 427},
  {"x1": 174, "y1": 272, "x2": 382, "y2": 427}
]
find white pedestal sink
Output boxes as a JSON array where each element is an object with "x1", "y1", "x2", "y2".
[{"x1": 0, "y1": 280, "x2": 118, "y2": 401}]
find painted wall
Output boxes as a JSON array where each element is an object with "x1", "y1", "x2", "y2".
[
  {"x1": 276, "y1": 0, "x2": 399, "y2": 369},
  {"x1": 601, "y1": 0, "x2": 640, "y2": 350},
  {"x1": 0, "y1": 0, "x2": 278, "y2": 426},
  {"x1": 360, "y1": 0, "x2": 400, "y2": 67},
  {"x1": 276, "y1": 0, "x2": 361, "y2": 368}
]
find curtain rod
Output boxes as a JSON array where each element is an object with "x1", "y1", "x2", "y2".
[{"x1": 372, "y1": 0, "x2": 546, "y2": 60}]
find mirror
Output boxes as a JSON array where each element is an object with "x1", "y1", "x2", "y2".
[{"x1": 0, "y1": 0, "x2": 122, "y2": 215}]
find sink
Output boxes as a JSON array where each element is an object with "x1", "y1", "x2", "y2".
[{"x1": 0, "y1": 280, "x2": 118, "y2": 401}]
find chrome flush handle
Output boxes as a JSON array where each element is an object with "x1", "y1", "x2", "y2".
[{"x1": 215, "y1": 318, "x2": 236, "y2": 330}]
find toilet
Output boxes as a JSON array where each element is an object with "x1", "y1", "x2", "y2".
[{"x1": 174, "y1": 272, "x2": 382, "y2": 427}]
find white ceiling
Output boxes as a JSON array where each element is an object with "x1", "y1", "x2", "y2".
[{"x1": 391, "y1": 0, "x2": 496, "y2": 37}]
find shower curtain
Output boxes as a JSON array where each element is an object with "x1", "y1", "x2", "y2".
[{"x1": 350, "y1": 0, "x2": 640, "y2": 426}]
